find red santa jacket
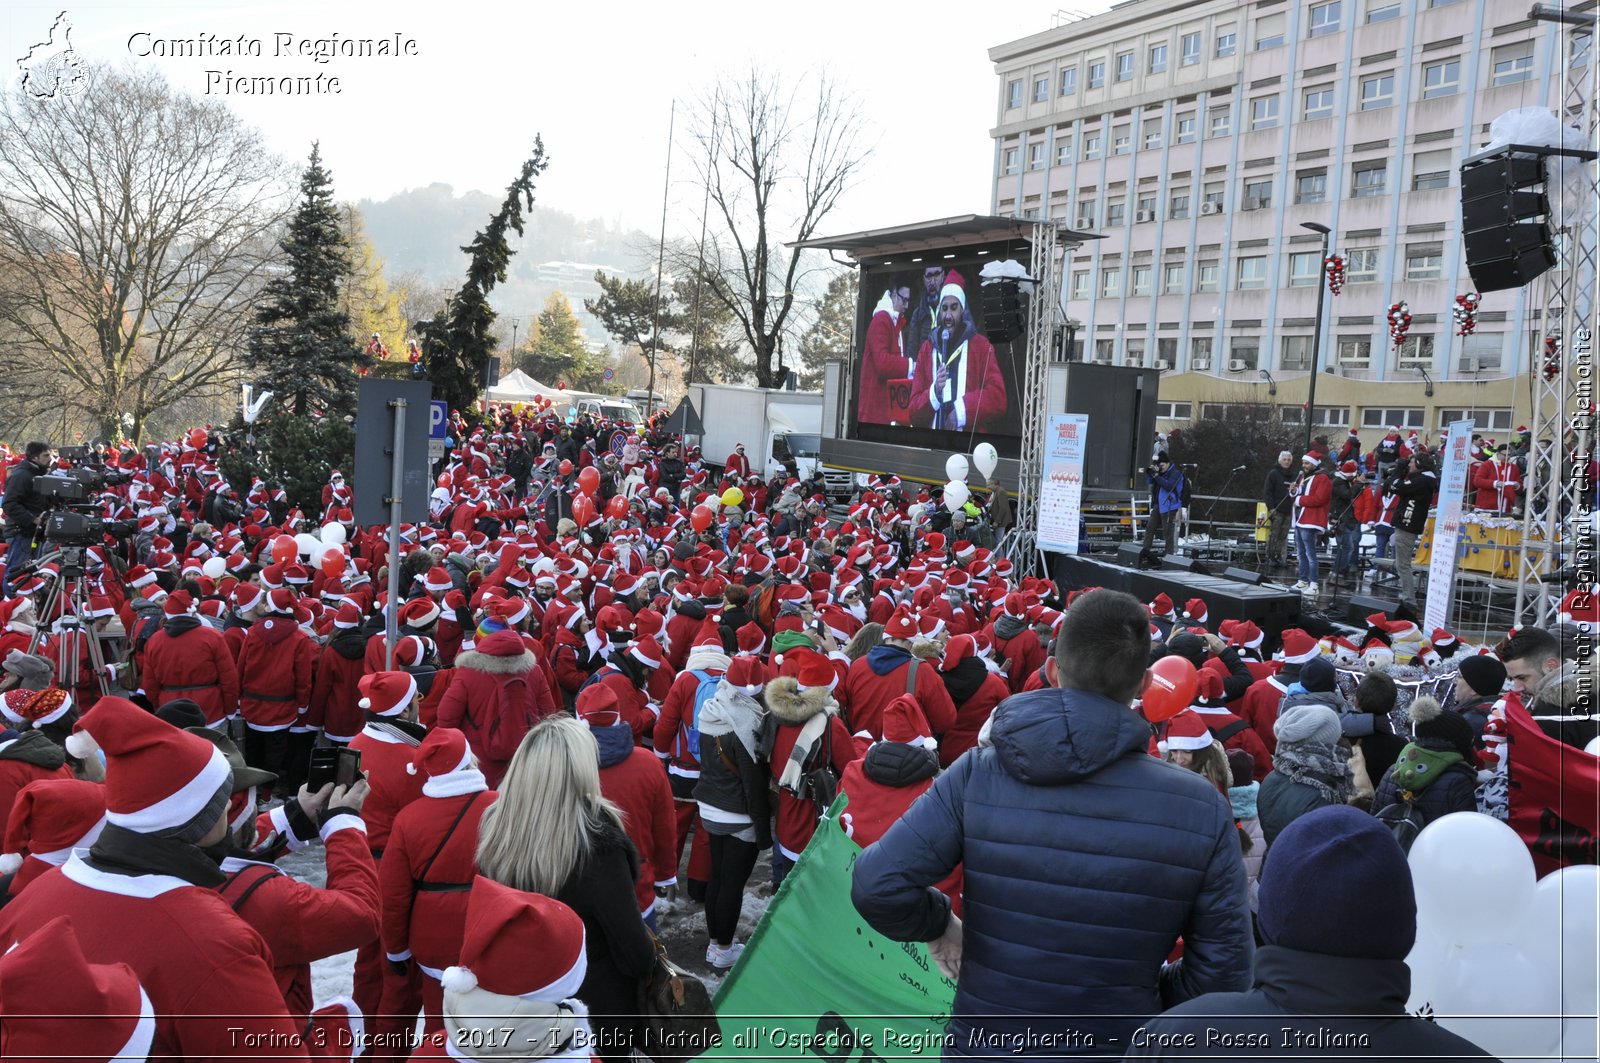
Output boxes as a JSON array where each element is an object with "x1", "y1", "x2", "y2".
[
  {"x1": 142, "y1": 617, "x2": 240, "y2": 725},
  {"x1": 0, "y1": 855, "x2": 310, "y2": 1061},
  {"x1": 723, "y1": 449, "x2": 752, "y2": 478},
  {"x1": 1472, "y1": 457, "x2": 1521, "y2": 513},
  {"x1": 838, "y1": 750, "x2": 962, "y2": 916},
  {"x1": 651, "y1": 649, "x2": 731, "y2": 779},
  {"x1": 592, "y1": 720, "x2": 678, "y2": 914},
  {"x1": 764, "y1": 677, "x2": 855, "y2": 862},
  {"x1": 1190, "y1": 703, "x2": 1274, "y2": 782},
  {"x1": 938, "y1": 666, "x2": 1010, "y2": 768},
  {"x1": 1236, "y1": 672, "x2": 1293, "y2": 756},
  {"x1": 218, "y1": 814, "x2": 381, "y2": 1021},
  {"x1": 840, "y1": 648, "x2": 956, "y2": 742},
  {"x1": 989, "y1": 622, "x2": 1047, "y2": 695},
  {"x1": 0, "y1": 732, "x2": 73, "y2": 833},
  {"x1": 590, "y1": 661, "x2": 655, "y2": 744},
  {"x1": 856, "y1": 303, "x2": 910, "y2": 426},
  {"x1": 348, "y1": 719, "x2": 427, "y2": 854},
  {"x1": 380, "y1": 787, "x2": 497, "y2": 978},
  {"x1": 308, "y1": 628, "x2": 369, "y2": 742},
  {"x1": 236, "y1": 616, "x2": 316, "y2": 730},
  {"x1": 435, "y1": 633, "x2": 554, "y2": 789},
  {"x1": 908, "y1": 328, "x2": 1007, "y2": 433},
  {"x1": 1292, "y1": 470, "x2": 1332, "y2": 531}
]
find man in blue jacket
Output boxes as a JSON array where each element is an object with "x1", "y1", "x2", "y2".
[
  {"x1": 1141, "y1": 452, "x2": 1186, "y2": 564},
  {"x1": 851, "y1": 589, "x2": 1253, "y2": 1058}
]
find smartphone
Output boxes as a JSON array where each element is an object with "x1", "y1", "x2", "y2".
[{"x1": 307, "y1": 747, "x2": 362, "y2": 792}]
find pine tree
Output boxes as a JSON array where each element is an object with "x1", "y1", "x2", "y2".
[
  {"x1": 246, "y1": 143, "x2": 366, "y2": 418},
  {"x1": 521, "y1": 291, "x2": 596, "y2": 387},
  {"x1": 796, "y1": 271, "x2": 857, "y2": 390}
]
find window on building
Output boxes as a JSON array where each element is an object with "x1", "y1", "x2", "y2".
[
  {"x1": 1237, "y1": 255, "x2": 1269, "y2": 289},
  {"x1": 1459, "y1": 332, "x2": 1505, "y2": 372},
  {"x1": 1088, "y1": 60, "x2": 1106, "y2": 88},
  {"x1": 1107, "y1": 199, "x2": 1128, "y2": 226},
  {"x1": 1209, "y1": 104, "x2": 1232, "y2": 137},
  {"x1": 1396, "y1": 334, "x2": 1435, "y2": 368},
  {"x1": 1308, "y1": 1, "x2": 1342, "y2": 37},
  {"x1": 1113, "y1": 125, "x2": 1131, "y2": 154},
  {"x1": 1131, "y1": 265, "x2": 1153, "y2": 295},
  {"x1": 1170, "y1": 190, "x2": 1191, "y2": 219},
  {"x1": 1413, "y1": 148, "x2": 1452, "y2": 190},
  {"x1": 1230, "y1": 337, "x2": 1261, "y2": 370},
  {"x1": 1346, "y1": 248, "x2": 1379, "y2": 282},
  {"x1": 1116, "y1": 52, "x2": 1135, "y2": 81},
  {"x1": 1405, "y1": 243, "x2": 1443, "y2": 280},
  {"x1": 1056, "y1": 138, "x2": 1075, "y2": 166},
  {"x1": 1362, "y1": 407, "x2": 1426, "y2": 429},
  {"x1": 1359, "y1": 72, "x2": 1395, "y2": 110},
  {"x1": 1181, "y1": 32, "x2": 1202, "y2": 65},
  {"x1": 1143, "y1": 119, "x2": 1163, "y2": 149},
  {"x1": 1084, "y1": 133, "x2": 1103, "y2": 160},
  {"x1": 1203, "y1": 180, "x2": 1226, "y2": 209},
  {"x1": 1137, "y1": 193, "x2": 1158, "y2": 217},
  {"x1": 1077, "y1": 197, "x2": 1098, "y2": 224},
  {"x1": 1198, "y1": 260, "x2": 1220, "y2": 291},
  {"x1": 1071, "y1": 269, "x2": 1091, "y2": 299},
  {"x1": 1028, "y1": 143, "x2": 1046, "y2": 170},
  {"x1": 1304, "y1": 86, "x2": 1335, "y2": 120},
  {"x1": 1034, "y1": 76, "x2": 1050, "y2": 103},
  {"x1": 1175, "y1": 113, "x2": 1197, "y2": 143},
  {"x1": 1095, "y1": 338, "x2": 1116, "y2": 362},
  {"x1": 1149, "y1": 43, "x2": 1169, "y2": 73},
  {"x1": 1338, "y1": 336, "x2": 1372, "y2": 365},
  {"x1": 1255, "y1": 13, "x2": 1286, "y2": 49},
  {"x1": 1156, "y1": 339, "x2": 1179, "y2": 367},
  {"x1": 1125, "y1": 339, "x2": 1147, "y2": 366},
  {"x1": 1191, "y1": 337, "x2": 1214, "y2": 368},
  {"x1": 1438, "y1": 407, "x2": 1513, "y2": 432},
  {"x1": 1250, "y1": 94, "x2": 1281, "y2": 130},
  {"x1": 1366, "y1": 0, "x2": 1401, "y2": 22},
  {"x1": 1282, "y1": 405, "x2": 1352, "y2": 427},
  {"x1": 1422, "y1": 57, "x2": 1461, "y2": 99},
  {"x1": 1003, "y1": 147, "x2": 1019, "y2": 174},
  {"x1": 1429, "y1": 0, "x2": 1462, "y2": 6},
  {"x1": 1216, "y1": 28, "x2": 1238, "y2": 57},
  {"x1": 1243, "y1": 176, "x2": 1273, "y2": 209},
  {"x1": 1492, "y1": 42, "x2": 1535, "y2": 86},
  {"x1": 1280, "y1": 335, "x2": 1315, "y2": 370},
  {"x1": 1164, "y1": 262, "x2": 1186, "y2": 291},
  {"x1": 1007, "y1": 80, "x2": 1023, "y2": 108},
  {"x1": 1289, "y1": 251, "x2": 1322, "y2": 287},
  {"x1": 1296, "y1": 170, "x2": 1328, "y2": 203},
  {"x1": 1352, "y1": 160, "x2": 1387, "y2": 197},
  {"x1": 1102, "y1": 267, "x2": 1123, "y2": 297},
  {"x1": 1060, "y1": 67, "x2": 1078, "y2": 95}
]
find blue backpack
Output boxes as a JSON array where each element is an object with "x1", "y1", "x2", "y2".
[{"x1": 674, "y1": 669, "x2": 720, "y2": 767}]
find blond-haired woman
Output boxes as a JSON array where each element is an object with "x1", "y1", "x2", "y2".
[{"x1": 477, "y1": 715, "x2": 654, "y2": 1063}]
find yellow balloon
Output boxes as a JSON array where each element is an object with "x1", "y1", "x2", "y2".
[{"x1": 721, "y1": 487, "x2": 744, "y2": 507}]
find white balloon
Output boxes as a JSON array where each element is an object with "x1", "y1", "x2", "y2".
[
  {"x1": 1424, "y1": 944, "x2": 1562, "y2": 1060},
  {"x1": 1587, "y1": 734, "x2": 1600, "y2": 757},
  {"x1": 293, "y1": 533, "x2": 319, "y2": 557},
  {"x1": 1531, "y1": 865, "x2": 1600, "y2": 1020},
  {"x1": 945, "y1": 454, "x2": 969, "y2": 483},
  {"x1": 320, "y1": 522, "x2": 347, "y2": 546},
  {"x1": 308, "y1": 543, "x2": 331, "y2": 568},
  {"x1": 201, "y1": 557, "x2": 226, "y2": 580},
  {"x1": 1408, "y1": 812, "x2": 1536, "y2": 946},
  {"x1": 972, "y1": 442, "x2": 999, "y2": 480},
  {"x1": 944, "y1": 480, "x2": 969, "y2": 512}
]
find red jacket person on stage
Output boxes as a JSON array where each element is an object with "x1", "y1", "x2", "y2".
[{"x1": 909, "y1": 271, "x2": 1007, "y2": 433}]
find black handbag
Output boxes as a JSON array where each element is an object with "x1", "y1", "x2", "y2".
[{"x1": 637, "y1": 933, "x2": 720, "y2": 1063}]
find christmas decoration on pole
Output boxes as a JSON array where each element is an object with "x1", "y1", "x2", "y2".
[
  {"x1": 1386, "y1": 301, "x2": 1412, "y2": 348},
  {"x1": 1542, "y1": 334, "x2": 1562, "y2": 382},
  {"x1": 1324, "y1": 254, "x2": 1346, "y2": 296},
  {"x1": 1451, "y1": 292, "x2": 1480, "y2": 336}
]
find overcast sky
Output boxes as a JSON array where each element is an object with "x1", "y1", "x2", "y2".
[{"x1": 3, "y1": 1, "x2": 1107, "y2": 240}]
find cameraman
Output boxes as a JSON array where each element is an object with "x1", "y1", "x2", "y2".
[
  {"x1": 1140, "y1": 451, "x2": 1186, "y2": 562},
  {"x1": 1386, "y1": 453, "x2": 1437, "y2": 611},
  {"x1": 1, "y1": 442, "x2": 55, "y2": 597}
]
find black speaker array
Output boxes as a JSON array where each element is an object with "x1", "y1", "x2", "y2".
[{"x1": 1460, "y1": 148, "x2": 1556, "y2": 293}]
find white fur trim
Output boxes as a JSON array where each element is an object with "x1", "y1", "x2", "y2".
[
  {"x1": 64, "y1": 730, "x2": 98, "y2": 760},
  {"x1": 386, "y1": 949, "x2": 413, "y2": 962},
  {"x1": 60, "y1": 851, "x2": 192, "y2": 898},
  {"x1": 106, "y1": 745, "x2": 230, "y2": 833},
  {"x1": 422, "y1": 765, "x2": 488, "y2": 799},
  {"x1": 0, "y1": 852, "x2": 20, "y2": 875},
  {"x1": 319, "y1": 814, "x2": 367, "y2": 842},
  {"x1": 112, "y1": 987, "x2": 156, "y2": 1061},
  {"x1": 441, "y1": 966, "x2": 478, "y2": 993}
]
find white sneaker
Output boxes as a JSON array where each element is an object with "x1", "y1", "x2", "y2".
[
  {"x1": 1303, "y1": 582, "x2": 1318, "y2": 596},
  {"x1": 1291, "y1": 581, "x2": 1307, "y2": 591},
  {"x1": 706, "y1": 942, "x2": 744, "y2": 969}
]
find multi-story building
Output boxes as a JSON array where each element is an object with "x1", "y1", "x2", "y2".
[{"x1": 990, "y1": 0, "x2": 1584, "y2": 442}]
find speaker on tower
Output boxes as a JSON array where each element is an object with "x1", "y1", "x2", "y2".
[{"x1": 1460, "y1": 147, "x2": 1557, "y2": 293}]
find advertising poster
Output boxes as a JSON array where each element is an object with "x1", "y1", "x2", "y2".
[
  {"x1": 1424, "y1": 419, "x2": 1475, "y2": 632},
  {"x1": 1037, "y1": 414, "x2": 1088, "y2": 554}
]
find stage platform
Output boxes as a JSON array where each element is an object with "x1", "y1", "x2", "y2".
[{"x1": 1050, "y1": 553, "x2": 1303, "y2": 639}]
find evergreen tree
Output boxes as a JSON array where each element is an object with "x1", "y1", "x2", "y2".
[
  {"x1": 523, "y1": 291, "x2": 604, "y2": 389},
  {"x1": 796, "y1": 271, "x2": 857, "y2": 390},
  {"x1": 245, "y1": 143, "x2": 366, "y2": 418},
  {"x1": 585, "y1": 270, "x2": 677, "y2": 359}
]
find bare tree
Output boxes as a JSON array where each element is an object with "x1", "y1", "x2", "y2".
[
  {"x1": 0, "y1": 64, "x2": 291, "y2": 442},
  {"x1": 687, "y1": 70, "x2": 868, "y2": 389}
]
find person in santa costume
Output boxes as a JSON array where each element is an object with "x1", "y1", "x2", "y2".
[
  {"x1": 309, "y1": 601, "x2": 371, "y2": 746},
  {"x1": 0, "y1": 915, "x2": 158, "y2": 1062},
  {"x1": 839, "y1": 604, "x2": 956, "y2": 742},
  {"x1": 857, "y1": 276, "x2": 913, "y2": 426},
  {"x1": 237, "y1": 588, "x2": 317, "y2": 797},
  {"x1": 1290, "y1": 454, "x2": 1331, "y2": 596},
  {"x1": 436, "y1": 629, "x2": 554, "y2": 789},
  {"x1": 908, "y1": 271, "x2": 1007, "y2": 433},
  {"x1": 987, "y1": 592, "x2": 1047, "y2": 694},
  {"x1": 0, "y1": 687, "x2": 76, "y2": 831},
  {"x1": 141, "y1": 589, "x2": 240, "y2": 729},
  {"x1": 1235, "y1": 628, "x2": 1320, "y2": 755},
  {"x1": 0, "y1": 697, "x2": 310, "y2": 1059},
  {"x1": 0, "y1": 776, "x2": 105, "y2": 901},
  {"x1": 411, "y1": 877, "x2": 600, "y2": 1062},
  {"x1": 722, "y1": 443, "x2": 752, "y2": 479},
  {"x1": 1185, "y1": 669, "x2": 1272, "y2": 782},
  {"x1": 763, "y1": 652, "x2": 855, "y2": 888},
  {"x1": 380, "y1": 727, "x2": 497, "y2": 1048},
  {"x1": 1470, "y1": 443, "x2": 1521, "y2": 514}
]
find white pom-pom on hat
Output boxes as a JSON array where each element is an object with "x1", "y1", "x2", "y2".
[
  {"x1": 440, "y1": 965, "x2": 478, "y2": 994},
  {"x1": 64, "y1": 730, "x2": 98, "y2": 760},
  {"x1": 0, "y1": 852, "x2": 21, "y2": 876},
  {"x1": 358, "y1": 697, "x2": 372, "y2": 710}
]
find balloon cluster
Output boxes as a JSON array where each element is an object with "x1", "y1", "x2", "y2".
[
  {"x1": 1451, "y1": 292, "x2": 1480, "y2": 337},
  {"x1": 1386, "y1": 301, "x2": 1411, "y2": 348},
  {"x1": 939, "y1": 445, "x2": 1002, "y2": 514},
  {"x1": 1542, "y1": 334, "x2": 1562, "y2": 381},
  {"x1": 1324, "y1": 255, "x2": 1346, "y2": 296}
]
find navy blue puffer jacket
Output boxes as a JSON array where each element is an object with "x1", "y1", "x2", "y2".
[{"x1": 851, "y1": 687, "x2": 1254, "y2": 1057}]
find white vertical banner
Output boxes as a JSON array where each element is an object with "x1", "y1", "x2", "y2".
[
  {"x1": 1037, "y1": 414, "x2": 1088, "y2": 554},
  {"x1": 1425, "y1": 419, "x2": 1475, "y2": 632}
]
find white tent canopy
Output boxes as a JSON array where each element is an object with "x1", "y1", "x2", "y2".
[{"x1": 484, "y1": 368, "x2": 570, "y2": 404}]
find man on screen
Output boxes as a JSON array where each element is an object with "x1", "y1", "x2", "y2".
[
  {"x1": 905, "y1": 264, "x2": 946, "y2": 365},
  {"x1": 857, "y1": 276, "x2": 912, "y2": 425},
  {"x1": 909, "y1": 272, "x2": 1007, "y2": 433}
]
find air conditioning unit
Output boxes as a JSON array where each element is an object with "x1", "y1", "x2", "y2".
[
  {"x1": 1135, "y1": 209, "x2": 1156, "y2": 222},
  {"x1": 1243, "y1": 197, "x2": 1268, "y2": 211},
  {"x1": 1199, "y1": 202, "x2": 1222, "y2": 215},
  {"x1": 1191, "y1": 357, "x2": 1212, "y2": 370},
  {"x1": 1075, "y1": 217, "x2": 1095, "y2": 228},
  {"x1": 1154, "y1": 358, "x2": 1171, "y2": 370},
  {"x1": 1457, "y1": 357, "x2": 1483, "y2": 373},
  {"x1": 1123, "y1": 357, "x2": 1145, "y2": 367},
  {"x1": 1228, "y1": 358, "x2": 1250, "y2": 371}
]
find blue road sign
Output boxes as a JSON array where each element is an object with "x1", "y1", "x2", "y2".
[{"x1": 429, "y1": 400, "x2": 449, "y2": 441}]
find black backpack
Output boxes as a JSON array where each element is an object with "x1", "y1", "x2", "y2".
[{"x1": 1374, "y1": 795, "x2": 1427, "y2": 853}]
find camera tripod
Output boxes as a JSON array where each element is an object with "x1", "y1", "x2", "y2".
[{"x1": 24, "y1": 546, "x2": 114, "y2": 701}]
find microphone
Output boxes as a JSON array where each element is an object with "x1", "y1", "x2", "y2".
[{"x1": 1233, "y1": 464, "x2": 1248, "y2": 472}]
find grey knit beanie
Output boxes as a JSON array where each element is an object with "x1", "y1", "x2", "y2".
[{"x1": 1274, "y1": 703, "x2": 1341, "y2": 748}]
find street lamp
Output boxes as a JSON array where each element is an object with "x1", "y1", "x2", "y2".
[
  {"x1": 1259, "y1": 368, "x2": 1278, "y2": 396},
  {"x1": 1300, "y1": 222, "x2": 1332, "y2": 454}
]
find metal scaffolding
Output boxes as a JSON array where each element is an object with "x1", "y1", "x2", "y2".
[{"x1": 1008, "y1": 221, "x2": 1063, "y2": 569}]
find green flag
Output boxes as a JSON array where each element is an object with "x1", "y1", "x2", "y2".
[{"x1": 700, "y1": 796, "x2": 957, "y2": 1059}]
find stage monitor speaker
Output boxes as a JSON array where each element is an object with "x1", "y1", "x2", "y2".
[
  {"x1": 1116, "y1": 543, "x2": 1147, "y2": 569},
  {"x1": 1345, "y1": 594, "x2": 1401, "y2": 626},
  {"x1": 1058, "y1": 362, "x2": 1160, "y2": 491},
  {"x1": 1163, "y1": 556, "x2": 1212, "y2": 576},
  {"x1": 1224, "y1": 566, "x2": 1264, "y2": 585},
  {"x1": 1461, "y1": 148, "x2": 1556, "y2": 293}
]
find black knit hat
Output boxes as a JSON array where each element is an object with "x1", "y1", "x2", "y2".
[{"x1": 1457, "y1": 655, "x2": 1507, "y2": 698}]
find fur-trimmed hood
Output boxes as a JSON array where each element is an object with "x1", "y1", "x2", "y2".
[
  {"x1": 453, "y1": 646, "x2": 538, "y2": 675},
  {"x1": 763, "y1": 675, "x2": 836, "y2": 725}
]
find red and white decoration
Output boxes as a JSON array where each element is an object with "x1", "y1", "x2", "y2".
[
  {"x1": 1387, "y1": 301, "x2": 1412, "y2": 349},
  {"x1": 1324, "y1": 254, "x2": 1345, "y2": 296},
  {"x1": 1451, "y1": 292, "x2": 1480, "y2": 337}
]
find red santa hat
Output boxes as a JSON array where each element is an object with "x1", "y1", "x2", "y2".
[
  {"x1": 399, "y1": 597, "x2": 441, "y2": 629},
  {"x1": 406, "y1": 727, "x2": 485, "y2": 798},
  {"x1": 1429, "y1": 628, "x2": 1457, "y2": 649},
  {"x1": 0, "y1": 778, "x2": 107, "y2": 878},
  {"x1": 1148, "y1": 593, "x2": 1175, "y2": 619},
  {"x1": 1278, "y1": 628, "x2": 1319, "y2": 664},
  {"x1": 881, "y1": 694, "x2": 936, "y2": 751},
  {"x1": 1182, "y1": 598, "x2": 1208, "y2": 624},
  {"x1": 265, "y1": 587, "x2": 297, "y2": 616},
  {"x1": 423, "y1": 567, "x2": 454, "y2": 593},
  {"x1": 628, "y1": 639, "x2": 663, "y2": 671},
  {"x1": 735, "y1": 622, "x2": 766, "y2": 656},
  {"x1": 17, "y1": 687, "x2": 73, "y2": 728},
  {"x1": 794, "y1": 653, "x2": 838, "y2": 694},
  {"x1": 1558, "y1": 586, "x2": 1599, "y2": 625},
  {"x1": 726, "y1": 655, "x2": 764, "y2": 695},
  {"x1": 358, "y1": 671, "x2": 417, "y2": 718},
  {"x1": 334, "y1": 601, "x2": 363, "y2": 629},
  {"x1": 1227, "y1": 620, "x2": 1264, "y2": 651},
  {"x1": 162, "y1": 589, "x2": 194, "y2": 617},
  {"x1": 576, "y1": 684, "x2": 621, "y2": 728},
  {"x1": 64, "y1": 697, "x2": 231, "y2": 836},
  {"x1": 394, "y1": 635, "x2": 432, "y2": 668},
  {"x1": 1159, "y1": 709, "x2": 1212, "y2": 753},
  {"x1": 232, "y1": 584, "x2": 264, "y2": 614},
  {"x1": 0, "y1": 916, "x2": 156, "y2": 1061},
  {"x1": 125, "y1": 564, "x2": 158, "y2": 589},
  {"x1": 1361, "y1": 639, "x2": 1396, "y2": 669},
  {"x1": 884, "y1": 605, "x2": 920, "y2": 641},
  {"x1": 441, "y1": 876, "x2": 587, "y2": 1004}
]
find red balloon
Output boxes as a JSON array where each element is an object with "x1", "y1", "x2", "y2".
[
  {"x1": 577, "y1": 467, "x2": 600, "y2": 497},
  {"x1": 606, "y1": 495, "x2": 628, "y2": 520},
  {"x1": 1142, "y1": 654, "x2": 1199, "y2": 723},
  {"x1": 320, "y1": 547, "x2": 346, "y2": 579},
  {"x1": 558, "y1": 459, "x2": 573, "y2": 476},
  {"x1": 690, "y1": 504, "x2": 713, "y2": 533},
  {"x1": 572, "y1": 495, "x2": 596, "y2": 526},
  {"x1": 270, "y1": 536, "x2": 297, "y2": 567}
]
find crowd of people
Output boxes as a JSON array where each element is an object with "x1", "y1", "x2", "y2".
[{"x1": 0, "y1": 405, "x2": 1592, "y2": 1061}]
